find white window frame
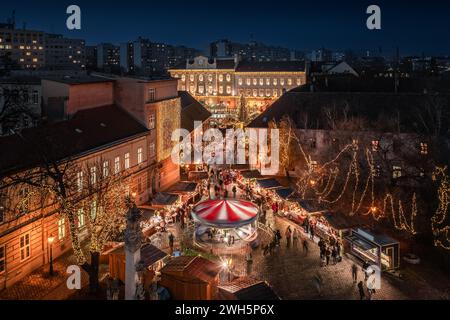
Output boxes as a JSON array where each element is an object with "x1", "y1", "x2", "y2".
[
  {"x1": 20, "y1": 233, "x2": 30, "y2": 262},
  {"x1": 124, "y1": 153, "x2": 130, "y2": 170},
  {"x1": 77, "y1": 208, "x2": 85, "y2": 228},
  {"x1": 148, "y1": 88, "x2": 156, "y2": 102},
  {"x1": 137, "y1": 148, "x2": 143, "y2": 164},
  {"x1": 91, "y1": 201, "x2": 97, "y2": 220},
  {"x1": 58, "y1": 218, "x2": 65, "y2": 240},
  {"x1": 102, "y1": 161, "x2": 109, "y2": 178},
  {"x1": 114, "y1": 157, "x2": 120, "y2": 174},
  {"x1": 148, "y1": 114, "x2": 155, "y2": 129},
  {"x1": 77, "y1": 171, "x2": 83, "y2": 193},
  {"x1": 149, "y1": 143, "x2": 155, "y2": 157},
  {"x1": 90, "y1": 167, "x2": 97, "y2": 185}
]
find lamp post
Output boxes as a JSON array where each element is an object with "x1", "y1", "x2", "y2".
[{"x1": 48, "y1": 234, "x2": 55, "y2": 276}]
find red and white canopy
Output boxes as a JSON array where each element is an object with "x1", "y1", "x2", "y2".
[{"x1": 192, "y1": 199, "x2": 259, "y2": 228}]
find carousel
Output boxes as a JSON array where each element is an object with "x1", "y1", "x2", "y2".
[{"x1": 192, "y1": 199, "x2": 260, "y2": 251}]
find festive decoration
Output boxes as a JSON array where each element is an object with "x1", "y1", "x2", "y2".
[{"x1": 431, "y1": 167, "x2": 450, "y2": 250}]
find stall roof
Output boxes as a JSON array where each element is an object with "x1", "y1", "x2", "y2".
[
  {"x1": 345, "y1": 234, "x2": 377, "y2": 251},
  {"x1": 152, "y1": 192, "x2": 180, "y2": 206},
  {"x1": 294, "y1": 199, "x2": 327, "y2": 213},
  {"x1": 355, "y1": 228, "x2": 399, "y2": 246},
  {"x1": 256, "y1": 178, "x2": 283, "y2": 189},
  {"x1": 218, "y1": 277, "x2": 280, "y2": 300},
  {"x1": 241, "y1": 170, "x2": 262, "y2": 179},
  {"x1": 161, "y1": 256, "x2": 221, "y2": 283},
  {"x1": 275, "y1": 188, "x2": 296, "y2": 199},
  {"x1": 322, "y1": 212, "x2": 364, "y2": 230},
  {"x1": 108, "y1": 243, "x2": 167, "y2": 267},
  {"x1": 168, "y1": 181, "x2": 198, "y2": 193}
]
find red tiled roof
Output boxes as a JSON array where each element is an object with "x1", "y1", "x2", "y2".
[{"x1": 0, "y1": 105, "x2": 148, "y2": 175}]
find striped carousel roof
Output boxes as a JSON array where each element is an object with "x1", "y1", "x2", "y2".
[{"x1": 192, "y1": 199, "x2": 259, "y2": 228}]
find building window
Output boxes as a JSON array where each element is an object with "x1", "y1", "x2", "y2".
[
  {"x1": 259, "y1": 89, "x2": 264, "y2": 97},
  {"x1": 90, "y1": 201, "x2": 97, "y2": 220},
  {"x1": 420, "y1": 143, "x2": 428, "y2": 155},
  {"x1": 208, "y1": 74, "x2": 213, "y2": 82},
  {"x1": 137, "y1": 148, "x2": 143, "y2": 164},
  {"x1": 137, "y1": 178, "x2": 142, "y2": 194},
  {"x1": 218, "y1": 74, "x2": 224, "y2": 82},
  {"x1": 198, "y1": 86, "x2": 204, "y2": 94},
  {"x1": 198, "y1": 74, "x2": 204, "y2": 82},
  {"x1": 0, "y1": 245, "x2": 5, "y2": 274},
  {"x1": 189, "y1": 74, "x2": 194, "y2": 82},
  {"x1": 238, "y1": 78, "x2": 243, "y2": 85},
  {"x1": 259, "y1": 78, "x2": 264, "y2": 86},
  {"x1": 226, "y1": 74, "x2": 231, "y2": 82},
  {"x1": 226, "y1": 86, "x2": 231, "y2": 94},
  {"x1": 246, "y1": 78, "x2": 251, "y2": 86},
  {"x1": 77, "y1": 171, "x2": 83, "y2": 193},
  {"x1": 253, "y1": 89, "x2": 258, "y2": 97},
  {"x1": 393, "y1": 166, "x2": 402, "y2": 179},
  {"x1": 20, "y1": 233, "x2": 30, "y2": 261},
  {"x1": 124, "y1": 153, "x2": 130, "y2": 170},
  {"x1": 266, "y1": 78, "x2": 270, "y2": 85},
  {"x1": 32, "y1": 90, "x2": 39, "y2": 104},
  {"x1": 181, "y1": 74, "x2": 186, "y2": 82},
  {"x1": 208, "y1": 86, "x2": 213, "y2": 94},
  {"x1": 148, "y1": 114, "x2": 155, "y2": 129},
  {"x1": 77, "y1": 208, "x2": 85, "y2": 228},
  {"x1": 273, "y1": 78, "x2": 278, "y2": 86},
  {"x1": 90, "y1": 167, "x2": 97, "y2": 185},
  {"x1": 273, "y1": 89, "x2": 278, "y2": 97},
  {"x1": 253, "y1": 78, "x2": 257, "y2": 85},
  {"x1": 148, "y1": 88, "x2": 156, "y2": 102},
  {"x1": 296, "y1": 78, "x2": 302, "y2": 86},
  {"x1": 58, "y1": 218, "x2": 65, "y2": 240},
  {"x1": 102, "y1": 161, "x2": 109, "y2": 178},
  {"x1": 114, "y1": 157, "x2": 120, "y2": 174},
  {"x1": 149, "y1": 143, "x2": 155, "y2": 157},
  {"x1": 280, "y1": 78, "x2": 285, "y2": 86},
  {"x1": 372, "y1": 140, "x2": 380, "y2": 152},
  {"x1": 287, "y1": 78, "x2": 292, "y2": 86},
  {"x1": 219, "y1": 86, "x2": 223, "y2": 94}
]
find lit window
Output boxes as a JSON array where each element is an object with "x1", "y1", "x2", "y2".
[
  {"x1": 420, "y1": 143, "x2": 428, "y2": 155},
  {"x1": 124, "y1": 153, "x2": 130, "y2": 169},
  {"x1": 226, "y1": 86, "x2": 231, "y2": 94},
  {"x1": 259, "y1": 89, "x2": 264, "y2": 97},
  {"x1": 148, "y1": 88, "x2": 156, "y2": 102},
  {"x1": 287, "y1": 78, "x2": 292, "y2": 86},
  {"x1": 246, "y1": 78, "x2": 251, "y2": 86},
  {"x1": 148, "y1": 114, "x2": 155, "y2": 129},
  {"x1": 181, "y1": 74, "x2": 186, "y2": 82},
  {"x1": 219, "y1": 86, "x2": 223, "y2": 94},
  {"x1": 253, "y1": 78, "x2": 257, "y2": 85},
  {"x1": 226, "y1": 74, "x2": 231, "y2": 82},
  {"x1": 219, "y1": 74, "x2": 224, "y2": 82},
  {"x1": 238, "y1": 78, "x2": 243, "y2": 86},
  {"x1": 259, "y1": 78, "x2": 264, "y2": 86},
  {"x1": 296, "y1": 78, "x2": 302, "y2": 86},
  {"x1": 273, "y1": 89, "x2": 278, "y2": 97},
  {"x1": 137, "y1": 148, "x2": 143, "y2": 164},
  {"x1": 20, "y1": 233, "x2": 30, "y2": 261},
  {"x1": 273, "y1": 79, "x2": 278, "y2": 86},
  {"x1": 393, "y1": 166, "x2": 402, "y2": 179},
  {"x1": 280, "y1": 78, "x2": 285, "y2": 86},
  {"x1": 208, "y1": 86, "x2": 213, "y2": 94},
  {"x1": 58, "y1": 218, "x2": 65, "y2": 240},
  {"x1": 253, "y1": 89, "x2": 258, "y2": 97},
  {"x1": 372, "y1": 140, "x2": 380, "y2": 152},
  {"x1": 90, "y1": 167, "x2": 97, "y2": 185},
  {"x1": 199, "y1": 74, "x2": 204, "y2": 82},
  {"x1": 266, "y1": 78, "x2": 270, "y2": 85},
  {"x1": 208, "y1": 74, "x2": 213, "y2": 82},
  {"x1": 198, "y1": 86, "x2": 204, "y2": 94},
  {"x1": 77, "y1": 208, "x2": 85, "y2": 228},
  {"x1": 102, "y1": 161, "x2": 109, "y2": 178},
  {"x1": 189, "y1": 74, "x2": 194, "y2": 82},
  {"x1": 266, "y1": 89, "x2": 271, "y2": 96},
  {"x1": 76, "y1": 171, "x2": 83, "y2": 193},
  {"x1": 0, "y1": 245, "x2": 5, "y2": 274},
  {"x1": 114, "y1": 157, "x2": 120, "y2": 174}
]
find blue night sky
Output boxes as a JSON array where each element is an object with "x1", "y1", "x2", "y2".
[{"x1": 1, "y1": 0, "x2": 450, "y2": 56}]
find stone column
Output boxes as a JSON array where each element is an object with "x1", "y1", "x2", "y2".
[{"x1": 124, "y1": 205, "x2": 143, "y2": 300}]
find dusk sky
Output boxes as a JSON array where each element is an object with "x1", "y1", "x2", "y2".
[{"x1": 2, "y1": 0, "x2": 450, "y2": 56}]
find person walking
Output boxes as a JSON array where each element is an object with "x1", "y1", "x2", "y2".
[
  {"x1": 312, "y1": 273, "x2": 324, "y2": 297},
  {"x1": 325, "y1": 247, "x2": 331, "y2": 266},
  {"x1": 168, "y1": 233, "x2": 175, "y2": 255},
  {"x1": 232, "y1": 185, "x2": 237, "y2": 198},
  {"x1": 357, "y1": 281, "x2": 366, "y2": 300},
  {"x1": 285, "y1": 226, "x2": 292, "y2": 248},
  {"x1": 310, "y1": 225, "x2": 315, "y2": 241},
  {"x1": 302, "y1": 239, "x2": 309, "y2": 255},
  {"x1": 351, "y1": 263, "x2": 358, "y2": 283},
  {"x1": 331, "y1": 246, "x2": 337, "y2": 264}
]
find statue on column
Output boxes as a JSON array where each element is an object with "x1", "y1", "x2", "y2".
[
  {"x1": 134, "y1": 261, "x2": 147, "y2": 300},
  {"x1": 124, "y1": 205, "x2": 143, "y2": 300}
]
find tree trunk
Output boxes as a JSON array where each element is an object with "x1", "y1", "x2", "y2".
[{"x1": 88, "y1": 252, "x2": 100, "y2": 294}]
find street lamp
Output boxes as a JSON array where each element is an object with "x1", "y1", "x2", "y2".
[
  {"x1": 370, "y1": 206, "x2": 378, "y2": 214},
  {"x1": 48, "y1": 234, "x2": 55, "y2": 276},
  {"x1": 309, "y1": 179, "x2": 316, "y2": 187}
]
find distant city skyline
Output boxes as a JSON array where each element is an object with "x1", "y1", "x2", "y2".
[{"x1": 1, "y1": 0, "x2": 450, "y2": 56}]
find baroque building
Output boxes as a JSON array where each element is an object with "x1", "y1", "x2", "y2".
[{"x1": 169, "y1": 56, "x2": 307, "y2": 119}]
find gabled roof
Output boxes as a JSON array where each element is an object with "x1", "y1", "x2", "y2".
[
  {"x1": 161, "y1": 256, "x2": 221, "y2": 283},
  {"x1": 218, "y1": 277, "x2": 280, "y2": 300},
  {"x1": 179, "y1": 91, "x2": 211, "y2": 132},
  {"x1": 0, "y1": 105, "x2": 148, "y2": 175}
]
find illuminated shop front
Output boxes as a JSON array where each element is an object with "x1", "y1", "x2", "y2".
[{"x1": 344, "y1": 228, "x2": 400, "y2": 270}]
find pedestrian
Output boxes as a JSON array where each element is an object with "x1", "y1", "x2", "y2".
[
  {"x1": 275, "y1": 230, "x2": 282, "y2": 246},
  {"x1": 310, "y1": 225, "x2": 315, "y2": 241},
  {"x1": 351, "y1": 263, "x2": 358, "y2": 283},
  {"x1": 302, "y1": 239, "x2": 309, "y2": 255},
  {"x1": 168, "y1": 233, "x2": 175, "y2": 255},
  {"x1": 285, "y1": 226, "x2": 292, "y2": 248},
  {"x1": 293, "y1": 228, "x2": 299, "y2": 249},
  {"x1": 357, "y1": 281, "x2": 366, "y2": 300},
  {"x1": 232, "y1": 185, "x2": 237, "y2": 198},
  {"x1": 312, "y1": 273, "x2": 324, "y2": 297},
  {"x1": 331, "y1": 246, "x2": 337, "y2": 264},
  {"x1": 325, "y1": 247, "x2": 331, "y2": 266}
]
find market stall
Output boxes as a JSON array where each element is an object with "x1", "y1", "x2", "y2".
[
  {"x1": 344, "y1": 228, "x2": 400, "y2": 270},
  {"x1": 192, "y1": 199, "x2": 259, "y2": 249},
  {"x1": 313, "y1": 211, "x2": 365, "y2": 241},
  {"x1": 168, "y1": 181, "x2": 200, "y2": 204}
]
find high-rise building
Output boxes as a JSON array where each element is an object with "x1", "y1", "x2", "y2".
[
  {"x1": 44, "y1": 34, "x2": 86, "y2": 70},
  {"x1": 85, "y1": 45, "x2": 98, "y2": 70},
  {"x1": 97, "y1": 43, "x2": 120, "y2": 72}
]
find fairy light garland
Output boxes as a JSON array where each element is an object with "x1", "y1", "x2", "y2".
[{"x1": 431, "y1": 167, "x2": 450, "y2": 250}]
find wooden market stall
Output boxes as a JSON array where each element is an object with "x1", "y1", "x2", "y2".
[
  {"x1": 159, "y1": 256, "x2": 221, "y2": 300},
  {"x1": 217, "y1": 277, "x2": 280, "y2": 300},
  {"x1": 108, "y1": 243, "x2": 169, "y2": 286},
  {"x1": 168, "y1": 181, "x2": 200, "y2": 204},
  {"x1": 313, "y1": 211, "x2": 366, "y2": 241}
]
